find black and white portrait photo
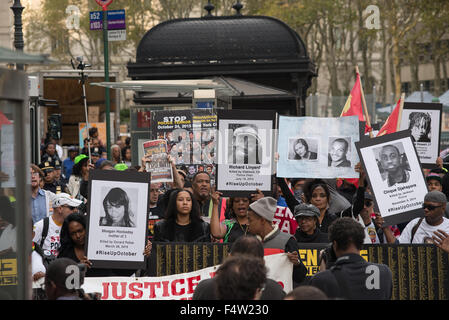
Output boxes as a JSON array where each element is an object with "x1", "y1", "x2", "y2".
[
  {"x1": 288, "y1": 138, "x2": 318, "y2": 161},
  {"x1": 86, "y1": 170, "x2": 150, "y2": 269},
  {"x1": 228, "y1": 123, "x2": 262, "y2": 165},
  {"x1": 99, "y1": 187, "x2": 136, "y2": 228},
  {"x1": 374, "y1": 142, "x2": 410, "y2": 188},
  {"x1": 399, "y1": 102, "x2": 442, "y2": 168},
  {"x1": 408, "y1": 112, "x2": 431, "y2": 143},
  {"x1": 356, "y1": 131, "x2": 429, "y2": 226},
  {"x1": 328, "y1": 137, "x2": 351, "y2": 167},
  {"x1": 217, "y1": 110, "x2": 275, "y2": 197}
]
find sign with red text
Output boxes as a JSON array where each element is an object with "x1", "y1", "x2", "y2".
[{"x1": 80, "y1": 253, "x2": 292, "y2": 300}]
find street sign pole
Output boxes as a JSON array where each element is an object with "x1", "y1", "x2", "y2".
[{"x1": 102, "y1": 4, "x2": 111, "y2": 160}]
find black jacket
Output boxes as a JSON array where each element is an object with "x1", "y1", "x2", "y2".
[
  {"x1": 294, "y1": 228, "x2": 329, "y2": 244},
  {"x1": 153, "y1": 219, "x2": 211, "y2": 242},
  {"x1": 309, "y1": 253, "x2": 393, "y2": 300}
]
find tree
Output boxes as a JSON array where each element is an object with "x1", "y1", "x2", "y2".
[
  {"x1": 419, "y1": 0, "x2": 449, "y2": 95},
  {"x1": 381, "y1": 0, "x2": 420, "y2": 100}
]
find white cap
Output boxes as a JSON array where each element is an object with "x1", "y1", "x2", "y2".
[{"x1": 52, "y1": 193, "x2": 83, "y2": 208}]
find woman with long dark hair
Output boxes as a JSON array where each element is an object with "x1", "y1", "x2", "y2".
[
  {"x1": 290, "y1": 138, "x2": 317, "y2": 160},
  {"x1": 67, "y1": 155, "x2": 89, "y2": 201},
  {"x1": 58, "y1": 212, "x2": 151, "y2": 277},
  {"x1": 99, "y1": 188, "x2": 135, "y2": 227},
  {"x1": 153, "y1": 189, "x2": 210, "y2": 242}
]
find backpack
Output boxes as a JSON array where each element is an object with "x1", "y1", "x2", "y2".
[{"x1": 38, "y1": 217, "x2": 57, "y2": 266}]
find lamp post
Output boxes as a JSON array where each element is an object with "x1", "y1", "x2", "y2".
[{"x1": 10, "y1": 0, "x2": 25, "y2": 71}]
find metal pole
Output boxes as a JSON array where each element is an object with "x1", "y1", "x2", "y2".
[
  {"x1": 372, "y1": 85, "x2": 376, "y2": 124},
  {"x1": 10, "y1": 0, "x2": 24, "y2": 71},
  {"x1": 81, "y1": 71, "x2": 92, "y2": 164},
  {"x1": 103, "y1": 7, "x2": 111, "y2": 160}
]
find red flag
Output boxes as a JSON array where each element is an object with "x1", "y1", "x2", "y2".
[
  {"x1": 0, "y1": 111, "x2": 12, "y2": 129},
  {"x1": 376, "y1": 97, "x2": 402, "y2": 137},
  {"x1": 340, "y1": 73, "x2": 371, "y2": 133}
]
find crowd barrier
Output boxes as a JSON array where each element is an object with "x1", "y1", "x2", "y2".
[{"x1": 146, "y1": 242, "x2": 449, "y2": 300}]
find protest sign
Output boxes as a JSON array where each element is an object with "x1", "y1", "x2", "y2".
[
  {"x1": 150, "y1": 109, "x2": 217, "y2": 181},
  {"x1": 142, "y1": 139, "x2": 173, "y2": 183},
  {"x1": 355, "y1": 130, "x2": 428, "y2": 226},
  {"x1": 85, "y1": 170, "x2": 150, "y2": 269},
  {"x1": 80, "y1": 253, "x2": 292, "y2": 300},
  {"x1": 79, "y1": 122, "x2": 106, "y2": 149},
  {"x1": 399, "y1": 102, "x2": 442, "y2": 168},
  {"x1": 216, "y1": 109, "x2": 276, "y2": 197},
  {"x1": 277, "y1": 116, "x2": 360, "y2": 179}
]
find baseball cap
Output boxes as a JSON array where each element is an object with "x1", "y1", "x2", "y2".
[
  {"x1": 426, "y1": 173, "x2": 442, "y2": 185},
  {"x1": 249, "y1": 197, "x2": 277, "y2": 222},
  {"x1": 95, "y1": 157, "x2": 106, "y2": 169},
  {"x1": 52, "y1": 193, "x2": 83, "y2": 208},
  {"x1": 114, "y1": 163, "x2": 128, "y2": 171},
  {"x1": 294, "y1": 203, "x2": 320, "y2": 220},
  {"x1": 74, "y1": 154, "x2": 89, "y2": 165}
]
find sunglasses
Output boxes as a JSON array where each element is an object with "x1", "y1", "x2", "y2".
[
  {"x1": 364, "y1": 200, "x2": 373, "y2": 207},
  {"x1": 422, "y1": 204, "x2": 443, "y2": 211},
  {"x1": 63, "y1": 205, "x2": 77, "y2": 211}
]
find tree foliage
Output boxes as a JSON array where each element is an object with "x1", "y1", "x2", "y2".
[{"x1": 23, "y1": 0, "x2": 449, "y2": 100}]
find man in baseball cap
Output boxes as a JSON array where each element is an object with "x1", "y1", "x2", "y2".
[
  {"x1": 293, "y1": 204, "x2": 329, "y2": 243},
  {"x1": 32, "y1": 193, "x2": 82, "y2": 256},
  {"x1": 380, "y1": 190, "x2": 449, "y2": 244},
  {"x1": 247, "y1": 196, "x2": 307, "y2": 285},
  {"x1": 426, "y1": 173, "x2": 443, "y2": 193}
]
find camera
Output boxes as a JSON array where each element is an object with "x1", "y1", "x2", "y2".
[{"x1": 71, "y1": 56, "x2": 91, "y2": 71}]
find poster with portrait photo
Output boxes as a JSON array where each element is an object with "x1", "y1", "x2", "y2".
[
  {"x1": 355, "y1": 130, "x2": 428, "y2": 226},
  {"x1": 216, "y1": 110, "x2": 276, "y2": 197},
  {"x1": 142, "y1": 139, "x2": 173, "y2": 183},
  {"x1": 277, "y1": 116, "x2": 360, "y2": 179},
  {"x1": 399, "y1": 102, "x2": 442, "y2": 168},
  {"x1": 85, "y1": 170, "x2": 150, "y2": 269}
]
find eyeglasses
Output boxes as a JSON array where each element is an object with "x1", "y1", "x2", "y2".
[
  {"x1": 422, "y1": 203, "x2": 443, "y2": 211},
  {"x1": 62, "y1": 205, "x2": 77, "y2": 211}
]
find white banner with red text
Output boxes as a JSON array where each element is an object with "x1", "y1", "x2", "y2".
[{"x1": 81, "y1": 253, "x2": 292, "y2": 300}]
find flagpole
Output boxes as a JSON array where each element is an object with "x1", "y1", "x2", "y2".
[
  {"x1": 355, "y1": 66, "x2": 373, "y2": 138},
  {"x1": 396, "y1": 92, "x2": 405, "y2": 131}
]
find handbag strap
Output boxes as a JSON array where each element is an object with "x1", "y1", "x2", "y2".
[{"x1": 410, "y1": 217, "x2": 424, "y2": 243}]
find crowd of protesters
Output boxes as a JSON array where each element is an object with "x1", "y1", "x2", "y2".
[{"x1": 0, "y1": 123, "x2": 448, "y2": 301}]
